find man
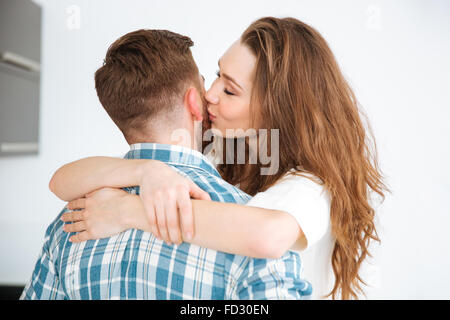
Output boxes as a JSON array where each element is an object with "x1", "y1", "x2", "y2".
[{"x1": 20, "y1": 29, "x2": 311, "y2": 299}]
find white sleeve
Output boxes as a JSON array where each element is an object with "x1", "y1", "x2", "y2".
[{"x1": 245, "y1": 174, "x2": 331, "y2": 250}]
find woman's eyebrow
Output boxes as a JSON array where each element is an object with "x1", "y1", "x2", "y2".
[{"x1": 218, "y1": 60, "x2": 244, "y2": 91}]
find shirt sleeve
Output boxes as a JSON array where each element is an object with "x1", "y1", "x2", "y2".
[
  {"x1": 20, "y1": 230, "x2": 66, "y2": 300},
  {"x1": 228, "y1": 251, "x2": 312, "y2": 300},
  {"x1": 246, "y1": 173, "x2": 331, "y2": 250},
  {"x1": 226, "y1": 251, "x2": 313, "y2": 300}
]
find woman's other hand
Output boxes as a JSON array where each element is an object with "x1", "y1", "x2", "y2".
[
  {"x1": 138, "y1": 161, "x2": 211, "y2": 245},
  {"x1": 61, "y1": 187, "x2": 136, "y2": 242}
]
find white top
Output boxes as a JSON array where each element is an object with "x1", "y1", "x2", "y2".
[
  {"x1": 205, "y1": 150, "x2": 335, "y2": 299},
  {"x1": 245, "y1": 170, "x2": 335, "y2": 300}
]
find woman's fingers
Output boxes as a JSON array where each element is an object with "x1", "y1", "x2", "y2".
[
  {"x1": 146, "y1": 203, "x2": 160, "y2": 239},
  {"x1": 69, "y1": 231, "x2": 92, "y2": 243},
  {"x1": 63, "y1": 221, "x2": 87, "y2": 233},
  {"x1": 188, "y1": 181, "x2": 211, "y2": 201},
  {"x1": 177, "y1": 191, "x2": 194, "y2": 241},
  {"x1": 141, "y1": 195, "x2": 161, "y2": 239},
  {"x1": 166, "y1": 191, "x2": 182, "y2": 245},
  {"x1": 141, "y1": 178, "x2": 206, "y2": 245},
  {"x1": 67, "y1": 198, "x2": 86, "y2": 210},
  {"x1": 61, "y1": 210, "x2": 85, "y2": 222},
  {"x1": 154, "y1": 192, "x2": 170, "y2": 243}
]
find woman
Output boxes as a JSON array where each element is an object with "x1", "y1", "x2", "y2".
[{"x1": 50, "y1": 17, "x2": 387, "y2": 299}]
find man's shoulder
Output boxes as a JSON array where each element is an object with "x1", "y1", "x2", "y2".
[
  {"x1": 42, "y1": 206, "x2": 70, "y2": 251},
  {"x1": 168, "y1": 164, "x2": 251, "y2": 204}
]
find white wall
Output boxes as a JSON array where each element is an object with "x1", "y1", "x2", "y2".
[{"x1": 1, "y1": 0, "x2": 449, "y2": 299}]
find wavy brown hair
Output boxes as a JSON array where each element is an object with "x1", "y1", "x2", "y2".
[{"x1": 215, "y1": 17, "x2": 388, "y2": 299}]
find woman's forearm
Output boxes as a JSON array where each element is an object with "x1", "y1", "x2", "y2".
[
  {"x1": 49, "y1": 156, "x2": 153, "y2": 201},
  {"x1": 191, "y1": 200, "x2": 302, "y2": 258},
  {"x1": 124, "y1": 195, "x2": 302, "y2": 259}
]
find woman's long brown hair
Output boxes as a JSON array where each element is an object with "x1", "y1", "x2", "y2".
[{"x1": 215, "y1": 17, "x2": 388, "y2": 299}]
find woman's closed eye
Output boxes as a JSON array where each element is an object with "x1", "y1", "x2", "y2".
[
  {"x1": 224, "y1": 88, "x2": 234, "y2": 96},
  {"x1": 216, "y1": 71, "x2": 235, "y2": 96}
]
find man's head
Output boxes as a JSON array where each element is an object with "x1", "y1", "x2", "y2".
[{"x1": 95, "y1": 29, "x2": 207, "y2": 147}]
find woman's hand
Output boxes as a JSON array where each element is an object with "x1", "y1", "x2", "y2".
[
  {"x1": 61, "y1": 187, "x2": 141, "y2": 243},
  {"x1": 138, "y1": 161, "x2": 211, "y2": 245},
  {"x1": 59, "y1": 161, "x2": 212, "y2": 246}
]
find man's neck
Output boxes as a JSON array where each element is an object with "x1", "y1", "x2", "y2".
[
  {"x1": 127, "y1": 120, "x2": 204, "y2": 152},
  {"x1": 128, "y1": 131, "x2": 200, "y2": 152}
]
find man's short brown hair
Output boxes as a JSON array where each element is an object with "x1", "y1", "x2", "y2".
[{"x1": 95, "y1": 29, "x2": 200, "y2": 141}]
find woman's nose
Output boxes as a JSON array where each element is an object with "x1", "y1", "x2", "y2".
[{"x1": 205, "y1": 87, "x2": 219, "y2": 105}]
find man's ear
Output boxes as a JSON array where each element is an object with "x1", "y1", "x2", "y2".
[{"x1": 184, "y1": 87, "x2": 203, "y2": 122}]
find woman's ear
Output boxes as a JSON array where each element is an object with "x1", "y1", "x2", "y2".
[{"x1": 184, "y1": 87, "x2": 203, "y2": 122}]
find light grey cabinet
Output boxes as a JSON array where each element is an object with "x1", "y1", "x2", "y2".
[{"x1": 0, "y1": 0, "x2": 41, "y2": 156}]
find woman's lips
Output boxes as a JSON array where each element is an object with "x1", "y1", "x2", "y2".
[{"x1": 208, "y1": 111, "x2": 217, "y2": 121}]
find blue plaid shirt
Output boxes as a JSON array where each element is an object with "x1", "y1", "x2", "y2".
[{"x1": 21, "y1": 143, "x2": 312, "y2": 300}]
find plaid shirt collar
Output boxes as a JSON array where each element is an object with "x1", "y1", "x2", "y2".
[{"x1": 125, "y1": 143, "x2": 221, "y2": 179}]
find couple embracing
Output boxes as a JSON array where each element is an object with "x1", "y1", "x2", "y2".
[{"x1": 21, "y1": 17, "x2": 386, "y2": 300}]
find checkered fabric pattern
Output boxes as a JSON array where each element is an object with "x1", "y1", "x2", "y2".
[{"x1": 20, "y1": 143, "x2": 312, "y2": 299}]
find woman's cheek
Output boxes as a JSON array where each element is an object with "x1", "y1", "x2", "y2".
[{"x1": 218, "y1": 102, "x2": 244, "y2": 123}]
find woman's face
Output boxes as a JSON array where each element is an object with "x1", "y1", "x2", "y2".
[{"x1": 205, "y1": 40, "x2": 257, "y2": 138}]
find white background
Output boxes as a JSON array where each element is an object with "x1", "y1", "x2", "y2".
[{"x1": 0, "y1": 0, "x2": 449, "y2": 299}]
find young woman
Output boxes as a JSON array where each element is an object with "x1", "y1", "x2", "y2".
[{"x1": 50, "y1": 17, "x2": 387, "y2": 299}]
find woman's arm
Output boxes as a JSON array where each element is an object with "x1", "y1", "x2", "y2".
[
  {"x1": 190, "y1": 199, "x2": 304, "y2": 258},
  {"x1": 63, "y1": 189, "x2": 304, "y2": 259},
  {"x1": 50, "y1": 157, "x2": 211, "y2": 240},
  {"x1": 49, "y1": 157, "x2": 150, "y2": 201},
  {"x1": 53, "y1": 157, "x2": 305, "y2": 258}
]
